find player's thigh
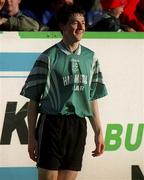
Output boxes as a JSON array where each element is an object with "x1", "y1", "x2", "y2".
[
  {"x1": 58, "y1": 170, "x2": 78, "y2": 180},
  {"x1": 38, "y1": 168, "x2": 58, "y2": 180}
]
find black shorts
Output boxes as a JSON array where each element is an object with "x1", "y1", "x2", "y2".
[{"x1": 36, "y1": 114, "x2": 87, "y2": 171}]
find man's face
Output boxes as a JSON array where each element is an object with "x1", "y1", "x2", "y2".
[
  {"x1": 4, "y1": 0, "x2": 21, "y2": 16},
  {"x1": 112, "y1": 6, "x2": 124, "y2": 18},
  {"x1": 62, "y1": 13, "x2": 85, "y2": 43},
  {"x1": 0, "y1": 0, "x2": 5, "y2": 10},
  {"x1": 63, "y1": 0, "x2": 73, "y2": 5}
]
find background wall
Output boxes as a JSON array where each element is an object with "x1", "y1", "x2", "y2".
[{"x1": 0, "y1": 32, "x2": 144, "y2": 180}]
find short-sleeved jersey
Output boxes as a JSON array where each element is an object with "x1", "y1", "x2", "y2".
[{"x1": 20, "y1": 41, "x2": 107, "y2": 117}]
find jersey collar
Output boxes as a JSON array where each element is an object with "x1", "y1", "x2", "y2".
[{"x1": 57, "y1": 41, "x2": 81, "y2": 55}]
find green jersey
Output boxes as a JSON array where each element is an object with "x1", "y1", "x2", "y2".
[{"x1": 20, "y1": 41, "x2": 107, "y2": 117}]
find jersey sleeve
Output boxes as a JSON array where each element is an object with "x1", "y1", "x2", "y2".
[
  {"x1": 20, "y1": 53, "x2": 49, "y2": 101},
  {"x1": 89, "y1": 54, "x2": 108, "y2": 101}
]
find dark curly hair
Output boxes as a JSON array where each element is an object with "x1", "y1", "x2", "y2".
[{"x1": 56, "y1": 4, "x2": 85, "y2": 25}]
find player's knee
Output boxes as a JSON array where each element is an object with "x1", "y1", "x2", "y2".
[
  {"x1": 38, "y1": 168, "x2": 58, "y2": 180},
  {"x1": 58, "y1": 170, "x2": 78, "y2": 180}
]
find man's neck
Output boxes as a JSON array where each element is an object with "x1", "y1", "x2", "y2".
[
  {"x1": 9, "y1": 8, "x2": 19, "y2": 16},
  {"x1": 62, "y1": 39, "x2": 79, "y2": 52}
]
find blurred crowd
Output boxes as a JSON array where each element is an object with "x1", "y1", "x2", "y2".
[{"x1": 0, "y1": 0, "x2": 144, "y2": 31}]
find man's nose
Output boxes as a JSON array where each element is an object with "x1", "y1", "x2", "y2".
[{"x1": 78, "y1": 23, "x2": 83, "y2": 29}]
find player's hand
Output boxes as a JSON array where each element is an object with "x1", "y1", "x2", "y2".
[
  {"x1": 92, "y1": 132, "x2": 104, "y2": 157},
  {"x1": 28, "y1": 136, "x2": 38, "y2": 162}
]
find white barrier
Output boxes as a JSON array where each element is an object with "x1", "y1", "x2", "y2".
[{"x1": 0, "y1": 32, "x2": 144, "y2": 180}]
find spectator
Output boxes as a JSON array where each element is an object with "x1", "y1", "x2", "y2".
[
  {"x1": 120, "y1": 0, "x2": 144, "y2": 31},
  {"x1": 85, "y1": 0, "x2": 104, "y2": 28},
  {"x1": 136, "y1": 0, "x2": 144, "y2": 28},
  {"x1": 0, "y1": 0, "x2": 7, "y2": 24},
  {"x1": 0, "y1": 0, "x2": 5, "y2": 10},
  {"x1": 20, "y1": 0, "x2": 45, "y2": 23},
  {"x1": 88, "y1": 0, "x2": 135, "y2": 31},
  {"x1": 0, "y1": 0, "x2": 49, "y2": 31}
]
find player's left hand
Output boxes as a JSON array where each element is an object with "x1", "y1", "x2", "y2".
[{"x1": 92, "y1": 132, "x2": 104, "y2": 157}]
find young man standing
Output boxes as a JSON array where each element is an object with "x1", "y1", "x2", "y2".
[{"x1": 20, "y1": 5, "x2": 107, "y2": 180}]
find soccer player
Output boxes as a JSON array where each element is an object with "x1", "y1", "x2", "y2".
[{"x1": 20, "y1": 4, "x2": 107, "y2": 180}]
